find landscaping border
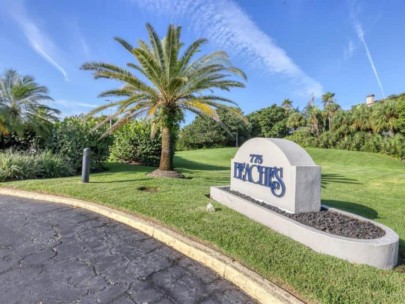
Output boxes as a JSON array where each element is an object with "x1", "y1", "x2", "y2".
[
  {"x1": 0, "y1": 188, "x2": 303, "y2": 304},
  {"x1": 210, "y1": 186, "x2": 399, "y2": 270}
]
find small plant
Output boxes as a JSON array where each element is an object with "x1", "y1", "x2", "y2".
[{"x1": 0, "y1": 150, "x2": 74, "y2": 181}]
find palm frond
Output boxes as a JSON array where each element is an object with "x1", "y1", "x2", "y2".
[
  {"x1": 181, "y1": 100, "x2": 219, "y2": 121},
  {"x1": 114, "y1": 37, "x2": 134, "y2": 53},
  {"x1": 146, "y1": 23, "x2": 167, "y2": 75}
]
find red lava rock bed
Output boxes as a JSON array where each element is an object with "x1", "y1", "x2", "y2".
[{"x1": 223, "y1": 187, "x2": 385, "y2": 239}]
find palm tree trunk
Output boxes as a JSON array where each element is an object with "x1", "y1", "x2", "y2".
[{"x1": 159, "y1": 126, "x2": 174, "y2": 171}]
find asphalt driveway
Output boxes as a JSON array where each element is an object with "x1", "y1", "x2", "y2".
[{"x1": 0, "y1": 194, "x2": 254, "y2": 304}]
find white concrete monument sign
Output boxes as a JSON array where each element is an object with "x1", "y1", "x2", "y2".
[
  {"x1": 230, "y1": 138, "x2": 321, "y2": 214},
  {"x1": 210, "y1": 137, "x2": 399, "y2": 269}
]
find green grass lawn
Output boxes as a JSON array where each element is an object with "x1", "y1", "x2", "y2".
[{"x1": 1, "y1": 147, "x2": 405, "y2": 303}]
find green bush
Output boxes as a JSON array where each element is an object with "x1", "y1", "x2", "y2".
[
  {"x1": 109, "y1": 120, "x2": 161, "y2": 167},
  {"x1": 248, "y1": 104, "x2": 289, "y2": 138},
  {"x1": 286, "y1": 128, "x2": 317, "y2": 147},
  {"x1": 0, "y1": 150, "x2": 74, "y2": 181},
  {"x1": 48, "y1": 116, "x2": 113, "y2": 172},
  {"x1": 177, "y1": 108, "x2": 250, "y2": 151}
]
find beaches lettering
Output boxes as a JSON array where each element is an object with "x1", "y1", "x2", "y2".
[{"x1": 233, "y1": 154, "x2": 286, "y2": 197}]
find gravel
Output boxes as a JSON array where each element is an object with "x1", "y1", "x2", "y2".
[{"x1": 223, "y1": 187, "x2": 385, "y2": 239}]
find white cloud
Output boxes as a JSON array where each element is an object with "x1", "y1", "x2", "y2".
[
  {"x1": 343, "y1": 40, "x2": 355, "y2": 60},
  {"x1": 79, "y1": 34, "x2": 91, "y2": 58},
  {"x1": 131, "y1": 0, "x2": 323, "y2": 97},
  {"x1": 54, "y1": 100, "x2": 97, "y2": 109},
  {"x1": 54, "y1": 99, "x2": 97, "y2": 117},
  {"x1": 9, "y1": 2, "x2": 69, "y2": 81},
  {"x1": 348, "y1": 3, "x2": 385, "y2": 99},
  {"x1": 354, "y1": 22, "x2": 385, "y2": 98}
]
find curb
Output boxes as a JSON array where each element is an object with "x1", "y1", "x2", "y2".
[{"x1": 0, "y1": 188, "x2": 304, "y2": 304}]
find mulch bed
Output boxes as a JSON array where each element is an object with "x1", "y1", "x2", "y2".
[
  {"x1": 223, "y1": 187, "x2": 385, "y2": 239},
  {"x1": 147, "y1": 169, "x2": 185, "y2": 178}
]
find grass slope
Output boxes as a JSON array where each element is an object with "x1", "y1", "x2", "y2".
[{"x1": 1, "y1": 147, "x2": 404, "y2": 303}]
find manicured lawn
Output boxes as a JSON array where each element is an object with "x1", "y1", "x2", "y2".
[{"x1": 1, "y1": 147, "x2": 404, "y2": 303}]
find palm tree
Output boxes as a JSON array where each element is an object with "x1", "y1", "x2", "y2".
[
  {"x1": 372, "y1": 101, "x2": 398, "y2": 136},
  {"x1": 307, "y1": 106, "x2": 323, "y2": 136},
  {"x1": 281, "y1": 98, "x2": 293, "y2": 114},
  {"x1": 324, "y1": 102, "x2": 341, "y2": 130},
  {"x1": 81, "y1": 24, "x2": 246, "y2": 175},
  {"x1": 321, "y1": 92, "x2": 335, "y2": 108},
  {"x1": 286, "y1": 112, "x2": 306, "y2": 131},
  {"x1": 351, "y1": 105, "x2": 372, "y2": 133},
  {"x1": 321, "y1": 92, "x2": 339, "y2": 130},
  {"x1": 0, "y1": 69, "x2": 59, "y2": 135}
]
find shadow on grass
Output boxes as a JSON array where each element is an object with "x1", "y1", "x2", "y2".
[
  {"x1": 103, "y1": 162, "x2": 154, "y2": 174},
  {"x1": 397, "y1": 248, "x2": 405, "y2": 270},
  {"x1": 174, "y1": 156, "x2": 228, "y2": 171},
  {"x1": 321, "y1": 173, "x2": 360, "y2": 188},
  {"x1": 90, "y1": 178, "x2": 152, "y2": 184},
  {"x1": 322, "y1": 199, "x2": 379, "y2": 220}
]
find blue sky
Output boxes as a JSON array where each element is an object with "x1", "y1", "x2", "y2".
[{"x1": 0, "y1": 0, "x2": 404, "y2": 121}]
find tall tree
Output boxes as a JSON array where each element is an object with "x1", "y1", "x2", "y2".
[
  {"x1": 351, "y1": 105, "x2": 372, "y2": 132},
  {"x1": 307, "y1": 106, "x2": 323, "y2": 136},
  {"x1": 372, "y1": 101, "x2": 399, "y2": 135},
  {"x1": 321, "y1": 92, "x2": 339, "y2": 130},
  {"x1": 321, "y1": 92, "x2": 335, "y2": 108},
  {"x1": 82, "y1": 24, "x2": 246, "y2": 175},
  {"x1": 287, "y1": 112, "x2": 306, "y2": 131},
  {"x1": 248, "y1": 104, "x2": 289, "y2": 138},
  {"x1": 281, "y1": 98, "x2": 293, "y2": 114},
  {"x1": 0, "y1": 69, "x2": 59, "y2": 136}
]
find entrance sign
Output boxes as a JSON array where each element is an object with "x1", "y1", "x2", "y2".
[
  {"x1": 230, "y1": 138, "x2": 321, "y2": 213},
  {"x1": 210, "y1": 138, "x2": 399, "y2": 269}
]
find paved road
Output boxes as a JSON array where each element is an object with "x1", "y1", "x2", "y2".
[{"x1": 0, "y1": 195, "x2": 254, "y2": 304}]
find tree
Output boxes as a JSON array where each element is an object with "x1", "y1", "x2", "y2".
[
  {"x1": 248, "y1": 104, "x2": 289, "y2": 138},
  {"x1": 351, "y1": 105, "x2": 372, "y2": 133},
  {"x1": 321, "y1": 92, "x2": 339, "y2": 131},
  {"x1": 287, "y1": 112, "x2": 306, "y2": 131},
  {"x1": 82, "y1": 24, "x2": 246, "y2": 175},
  {"x1": 397, "y1": 97, "x2": 405, "y2": 135},
  {"x1": 281, "y1": 98, "x2": 293, "y2": 114},
  {"x1": 0, "y1": 69, "x2": 59, "y2": 136},
  {"x1": 371, "y1": 100, "x2": 399, "y2": 136},
  {"x1": 306, "y1": 106, "x2": 323, "y2": 136},
  {"x1": 178, "y1": 107, "x2": 250, "y2": 150},
  {"x1": 321, "y1": 92, "x2": 335, "y2": 108}
]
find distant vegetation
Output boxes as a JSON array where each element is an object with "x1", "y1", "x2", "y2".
[
  {"x1": 177, "y1": 107, "x2": 250, "y2": 150},
  {"x1": 180, "y1": 93, "x2": 405, "y2": 160},
  {"x1": 286, "y1": 93, "x2": 405, "y2": 159}
]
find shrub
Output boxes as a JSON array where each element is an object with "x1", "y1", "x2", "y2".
[
  {"x1": 177, "y1": 108, "x2": 250, "y2": 151},
  {"x1": 49, "y1": 116, "x2": 113, "y2": 172},
  {"x1": 0, "y1": 150, "x2": 74, "y2": 181},
  {"x1": 286, "y1": 128, "x2": 317, "y2": 147},
  {"x1": 109, "y1": 120, "x2": 161, "y2": 167},
  {"x1": 248, "y1": 105, "x2": 289, "y2": 138}
]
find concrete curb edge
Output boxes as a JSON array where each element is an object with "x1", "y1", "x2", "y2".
[{"x1": 0, "y1": 188, "x2": 304, "y2": 304}]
